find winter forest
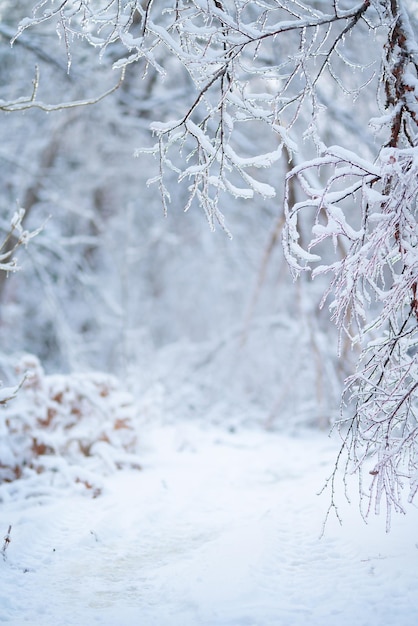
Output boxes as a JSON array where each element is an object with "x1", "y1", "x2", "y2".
[{"x1": 1, "y1": 1, "x2": 418, "y2": 624}]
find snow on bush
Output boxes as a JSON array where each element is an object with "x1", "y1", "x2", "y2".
[{"x1": 0, "y1": 355, "x2": 141, "y2": 497}]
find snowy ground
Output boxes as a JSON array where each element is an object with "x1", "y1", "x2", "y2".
[{"x1": 1, "y1": 422, "x2": 418, "y2": 626}]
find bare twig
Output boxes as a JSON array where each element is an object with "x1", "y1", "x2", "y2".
[{"x1": 2, "y1": 525, "x2": 12, "y2": 561}]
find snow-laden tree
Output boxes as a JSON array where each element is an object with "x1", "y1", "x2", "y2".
[{"x1": 4, "y1": 0, "x2": 418, "y2": 523}]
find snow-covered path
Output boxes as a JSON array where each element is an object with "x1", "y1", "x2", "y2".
[{"x1": 1, "y1": 423, "x2": 418, "y2": 625}]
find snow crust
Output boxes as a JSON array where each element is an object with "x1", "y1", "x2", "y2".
[{"x1": 1, "y1": 422, "x2": 417, "y2": 625}]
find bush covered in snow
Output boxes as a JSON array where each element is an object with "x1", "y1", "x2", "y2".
[{"x1": 0, "y1": 355, "x2": 141, "y2": 497}]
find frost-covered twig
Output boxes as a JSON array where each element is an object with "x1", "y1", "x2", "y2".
[
  {"x1": 0, "y1": 67, "x2": 125, "y2": 112},
  {"x1": 1, "y1": 525, "x2": 11, "y2": 561},
  {"x1": 0, "y1": 209, "x2": 42, "y2": 274}
]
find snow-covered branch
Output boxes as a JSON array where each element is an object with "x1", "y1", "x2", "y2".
[
  {"x1": 283, "y1": 0, "x2": 418, "y2": 527},
  {"x1": 0, "y1": 67, "x2": 125, "y2": 112},
  {"x1": 0, "y1": 209, "x2": 41, "y2": 274},
  {"x1": 12, "y1": 0, "x2": 375, "y2": 224}
]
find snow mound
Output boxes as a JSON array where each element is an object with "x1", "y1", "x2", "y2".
[{"x1": 0, "y1": 355, "x2": 141, "y2": 498}]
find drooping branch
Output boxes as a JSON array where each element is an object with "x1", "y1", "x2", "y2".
[{"x1": 283, "y1": 0, "x2": 418, "y2": 527}]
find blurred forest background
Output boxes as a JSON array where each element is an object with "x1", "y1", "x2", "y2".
[{"x1": 0, "y1": 1, "x2": 397, "y2": 432}]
